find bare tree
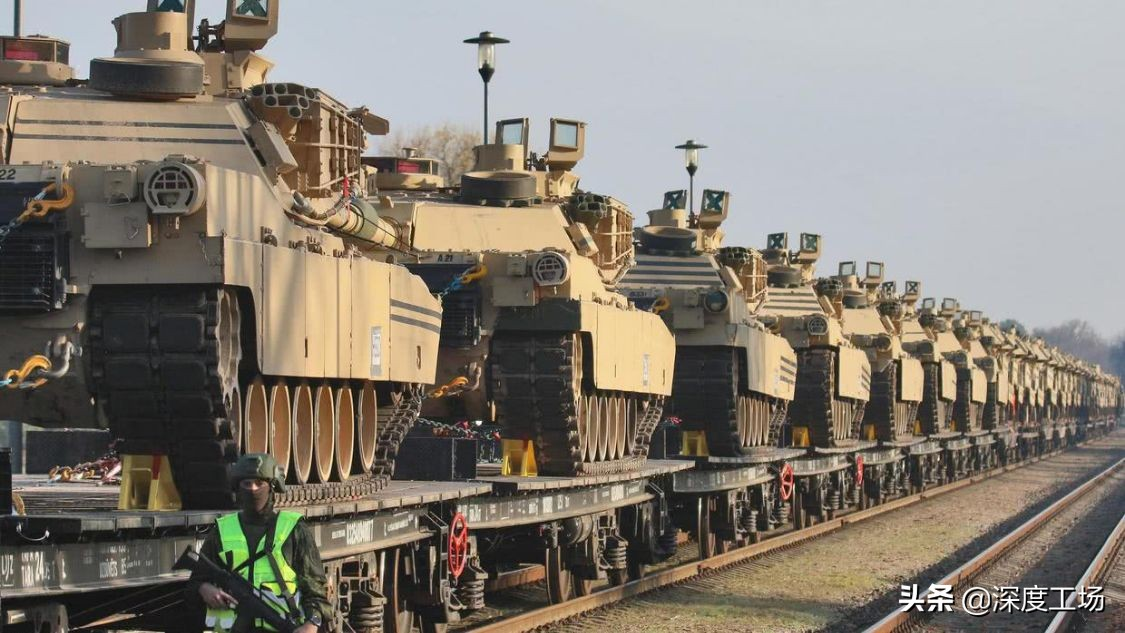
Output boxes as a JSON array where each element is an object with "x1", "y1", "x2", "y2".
[
  {"x1": 378, "y1": 122, "x2": 478, "y2": 185},
  {"x1": 1109, "y1": 336, "x2": 1125, "y2": 379},
  {"x1": 998, "y1": 319, "x2": 1028, "y2": 337},
  {"x1": 1034, "y1": 319, "x2": 1111, "y2": 368}
]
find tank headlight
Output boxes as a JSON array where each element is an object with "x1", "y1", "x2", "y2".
[
  {"x1": 807, "y1": 315, "x2": 829, "y2": 336},
  {"x1": 531, "y1": 251, "x2": 570, "y2": 286},
  {"x1": 703, "y1": 289, "x2": 729, "y2": 313},
  {"x1": 144, "y1": 160, "x2": 205, "y2": 216}
]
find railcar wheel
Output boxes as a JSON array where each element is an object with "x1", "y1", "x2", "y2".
[
  {"x1": 383, "y1": 548, "x2": 416, "y2": 633},
  {"x1": 545, "y1": 546, "x2": 577, "y2": 604},
  {"x1": 696, "y1": 496, "x2": 732, "y2": 559}
]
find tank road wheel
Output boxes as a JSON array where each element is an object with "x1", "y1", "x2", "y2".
[
  {"x1": 576, "y1": 393, "x2": 590, "y2": 462},
  {"x1": 312, "y1": 385, "x2": 336, "y2": 483},
  {"x1": 598, "y1": 395, "x2": 612, "y2": 462},
  {"x1": 613, "y1": 394, "x2": 628, "y2": 460},
  {"x1": 334, "y1": 386, "x2": 355, "y2": 481},
  {"x1": 356, "y1": 382, "x2": 378, "y2": 474},
  {"x1": 268, "y1": 380, "x2": 292, "y2": 480},
  {"x1": 291, "y1": 382, "x2": 315, "y2": 484},
  {"x1": 588, "y1": 394, "x2": 603, "y2": 462},
  {"x1": 244, "y1": 377, "x2": 269, "y2": 454},
  {"x1": 383, "y1": 548, "x2": 416, "y2": 633},
  {"x1": 545, "y1": 546, "x2": 577, "y2": 604}
]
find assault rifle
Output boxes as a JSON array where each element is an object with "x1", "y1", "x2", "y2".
[{"x1": 173, "y1": 547, "x2": 301, "y2": 633}]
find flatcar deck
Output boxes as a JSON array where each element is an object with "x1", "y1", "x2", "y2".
[
  {"x1": 453, "y1": 460, "x2": 691, "y2": 529},
  {"x1": 472, "y1": 459, "x2": 691, "y2": 493},
  {"x1": 6, "y1": 477, "x2": 491, "y2": 535}
]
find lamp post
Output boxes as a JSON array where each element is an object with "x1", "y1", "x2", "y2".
[
  {"x1": 675, "y1": 139, "x2": 706, "y2": 218},
  {"x1": 464, "y1": 31, "x2": 510, "y2": 144}
]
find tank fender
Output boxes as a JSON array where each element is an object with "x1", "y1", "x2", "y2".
[
  {"x1": 493, "y1": 299, "x2": 674, "y2": 396},
  {"x1": 970, "y1": 367, "x2": 987, "y2": 404},
  {"x1": 836, "y1": 346, "x2": 871, "y2": 401},
  {"x1": 939, "y1": 360, "x2": 958, "y2": 401},
  {"x1": 743, "y1": 328, "x2": 797, "y2": 402},
  {"x1": 899, "y1": 357, "x2": 925, "y2": 403}
]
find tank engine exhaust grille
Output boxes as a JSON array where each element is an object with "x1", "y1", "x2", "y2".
[
  {"x1": 0, "y1": 183, "x2": 68, "y2": 313},
  {"x1": 406, "y1": 264, "x2": 482, "y2": 349},
  {"x1": 440, "y1": 290, "x2": 482, "y2": 348}
]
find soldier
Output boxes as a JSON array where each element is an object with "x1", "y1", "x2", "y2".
[{"x1": 187, "y1": 454, "x2": 331, "y2": 632}]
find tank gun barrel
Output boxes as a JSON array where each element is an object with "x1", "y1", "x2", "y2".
[{"x1": 290, "y1": 194, "x2": 402, "y2": 249}]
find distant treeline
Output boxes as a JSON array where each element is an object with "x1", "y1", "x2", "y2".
[{"x1": 1011, "y1": 319, "x2": 1125, "y2": 379}]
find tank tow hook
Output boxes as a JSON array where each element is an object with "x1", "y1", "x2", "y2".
[
  {"x1": 1, "y1": 336, "x2": 78, "y2": 390},
  {"x1": 0, "y1": 183, "x2": 75, "y2": 252}
]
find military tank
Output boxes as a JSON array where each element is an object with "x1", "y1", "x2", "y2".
[
  {"x1": 934, "y1": 300, "x2": 987, "y2": 434},
  {"x1": 830, "y1": 263, "x2": 923, "y2": 444},
  {"x1": 899, "y1": 292, "x2": 958, "y2": 435},
  {"x1": 0, "y1": 1, "x2": 440, "y2": 508},
  {"x1": 976, "y1": 315, "x2": 1015, "y2": 432},
  {"x1": 369, "y1": 118, "x2": 674, "y2": 475},
  {"x1": 755, "y1": 234, "x2": 870, "y2": 448},
  {"x1": 616, "y1": 189, "x2": 795, "y2": 457}
]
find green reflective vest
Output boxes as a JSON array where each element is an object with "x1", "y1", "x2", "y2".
[{"x1": 204, "y1": 510, "x2": 303, "y2": 632}]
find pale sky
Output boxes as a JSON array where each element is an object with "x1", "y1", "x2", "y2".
[{"x1": 11, "y1": 1, "x2": 1125, "y2": 337}]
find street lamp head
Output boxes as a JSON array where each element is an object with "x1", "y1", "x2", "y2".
[
  {"x1": 675, "y1": 139, "x2": 707, "y2": 176},
  {"x1": 464, "y1": 31, "x2": 510, "y2": 83}
]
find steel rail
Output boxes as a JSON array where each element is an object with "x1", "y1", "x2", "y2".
[
  {"x1": 468, "y1": 444, "x2": 1085, "y2": 632},
  {"x1": 1042, "y1": 511, "x2": 1125, "y2": 633},
  {"x1": 863, "y1": 455, "x2": 1125, "y2": 633}
]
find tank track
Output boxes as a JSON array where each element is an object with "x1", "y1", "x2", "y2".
[
  {"x1": 865, "y1": 362, "x2": 921, "y2": 442},
  {"x1": 866, "y1": 363, "x2": 897, "y2": 442},
  {"x1": 372, "y1": 384, "x2": 425, "y2": 479},
  {"x1": 88, "y1": 286, "x2": 417, "y2": 509},
  {"x1": 89, "y1": 287, "x2": 239, "y2": 509},
  {"x1": 788, "y1": 348, "x2": 865, "y2": 447},
  {"x1": 953, "y1": 368, "x2": 982, "y2": 433},
  {"x1": 489, "y1": 332, "x2": 662, "y2": 476},
  {"x1": 629, "y1": 391, "x2": 665, "y2": 459},
  {"x1": 917, "y1": 362, "x2": 953, "y2": 435},
  {"x1": 672, "y1": 346, "x2": 780, "y2": 456}
]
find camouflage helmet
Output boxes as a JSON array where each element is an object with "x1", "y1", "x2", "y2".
[{"x1": 229, "y1": 453, "x2": 286, "y2": 493}]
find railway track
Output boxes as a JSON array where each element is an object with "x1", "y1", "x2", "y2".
[
  {"x1": 1051, "y1": 510, "x2": 1125, "y2": 632},
  {"x1": 462, "y1": 432, "x2": 1123, "y2": 632},
  {"x1": 865, "y1": 455, "x2": 1125, "y2": 632}
]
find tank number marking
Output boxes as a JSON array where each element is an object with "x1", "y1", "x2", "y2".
[
  {"x1": 370, "y1": 327, "x2": 383, "y2": 378},
  {"x1": 642, "y1": 353, "x2": 650, "y2": 387},
  {"x1": 0, "y1": 168, "x2": 16, "y2": 180},
  {"x1": 436, "y1": 254, "x2": 456, "y2": 263}
]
